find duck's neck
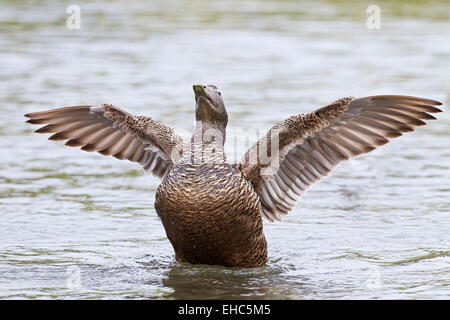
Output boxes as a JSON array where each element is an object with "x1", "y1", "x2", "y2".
[{"x1": 183, "y1": 121, "x2": 227, "y2": 164}]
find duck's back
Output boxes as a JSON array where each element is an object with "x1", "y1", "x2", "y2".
[{"x1": 155, "y1": 163, "x2": 267, "y2": 267}]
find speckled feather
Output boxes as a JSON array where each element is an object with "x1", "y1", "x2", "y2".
[
  {"x1": 25, "y1": 104, "x2": 186, "y2": 178},
  {"x1": 238, "y1": 95, "x2": 442, "y2": 222},
  {"x1": 156, "y1": 162, "x2": 267, "y2": 267}
]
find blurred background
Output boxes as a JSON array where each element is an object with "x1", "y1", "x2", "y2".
[{"x1": 0, "y1": 0, "x2": 449, "y2": 299}]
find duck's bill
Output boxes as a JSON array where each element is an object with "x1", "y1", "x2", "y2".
[{"x1": 193, "y1": 85, "x2": 209, "y2": 101}]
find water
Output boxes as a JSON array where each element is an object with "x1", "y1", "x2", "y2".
[{"x1": 1, "y1": 0, "x2": 449, "y2": 299}]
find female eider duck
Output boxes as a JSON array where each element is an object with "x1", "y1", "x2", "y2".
[{"x1": 25, "y1": 85, "x2": 442, "y2": 267}]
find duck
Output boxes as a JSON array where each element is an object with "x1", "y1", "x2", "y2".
[{"x1": 25, "y1": 85, "x2": 442, "y2": 267}]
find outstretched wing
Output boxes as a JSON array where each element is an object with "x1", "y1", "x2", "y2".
[
  {"x1": 237, "y1": 95, "x2": 442, "y2": 222},
  {"x1": 25, "y1": 104, "x2": 186, "y2": 178}
]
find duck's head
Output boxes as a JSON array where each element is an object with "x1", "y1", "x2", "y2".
[{"x1": 193, "y1": 84, "x2": 228, "y2": 129}]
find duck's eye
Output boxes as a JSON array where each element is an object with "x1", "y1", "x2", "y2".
[{"x1": 218, "y1": 92, "x2": 221, "y2": 96}]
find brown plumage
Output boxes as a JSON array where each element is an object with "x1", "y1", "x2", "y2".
[
  {"x1": 25, "y1": 85, "x2": 442, "y2": 267},
  {"x1": 25, "y1": 104, "x2": 185, "y2": 178},
  {"x1": 238, "y1": 95, "x2": 442, "y2": 222}
]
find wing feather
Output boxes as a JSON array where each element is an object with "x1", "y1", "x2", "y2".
[
  {"x1": 238, "y1": 95, "x2": 442, "y2": 221},
  {"x1": 25, "y1": 104, "x2": 185, "y2": 178}
]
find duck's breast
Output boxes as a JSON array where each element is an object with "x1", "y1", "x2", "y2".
[{"x1": 154, "y1": 163, "x2": 267, "y2": 267}]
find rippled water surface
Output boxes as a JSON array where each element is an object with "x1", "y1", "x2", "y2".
[{"x1": 1, "y1": 0, "x2": 449, "y2": 299}]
